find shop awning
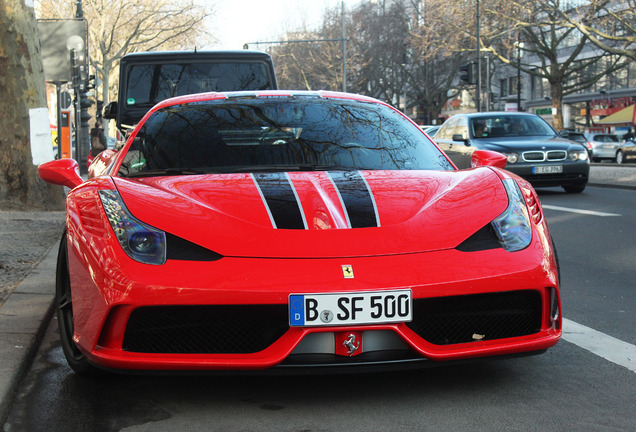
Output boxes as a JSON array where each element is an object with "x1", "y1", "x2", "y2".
[{"x1": 595, "y1": 104, "x2": 636, "y2": 125}]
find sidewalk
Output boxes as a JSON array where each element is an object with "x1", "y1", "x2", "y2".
[
  {"x1": 0, "y1": 164, "x2": 635, "y2": 426},
  {"x1": 588, "y1": 163, "x2": 636, "y2": 190}
]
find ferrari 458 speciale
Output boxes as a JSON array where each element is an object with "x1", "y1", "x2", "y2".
[{"x1": 39, "y1": 90, "x2": 561, "y2": 374}]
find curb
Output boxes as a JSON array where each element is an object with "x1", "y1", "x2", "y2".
[
  {"x1": 588, "y1": 182, "x2": 636, "y2": 191},
  {"x1": 0, "y1": 241, "x2": 58, "y2": 427}
]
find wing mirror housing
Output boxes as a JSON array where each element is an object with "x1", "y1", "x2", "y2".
[
  {"x1": 38, "y1": 158, "x2": 83, "y2": 189},
  {"x1": 103, "y1": 101, "x2": 118, "y2": 120},
  {"x1": 452, "y1": 134, "x2": 471, "y2": 146},
  {"x1": 471, "y1": 149, "x2": 507, "y2": 169}
]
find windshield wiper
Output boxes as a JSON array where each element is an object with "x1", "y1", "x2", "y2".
[{"x1": 126, "y1": 168, "x2": 208, "y2": 178}]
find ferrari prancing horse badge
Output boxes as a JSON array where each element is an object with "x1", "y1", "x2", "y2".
[{"x1": 342, "y1": 265, "x2": 354, "y2": 279}]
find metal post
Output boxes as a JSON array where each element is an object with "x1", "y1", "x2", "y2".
[
  {"x1": 71, "y1": 49, "x2": 82, "y2": 163},
  {"x1": 342, "y1": 0, "x2": 347, "y2": 93},
  {"x1": 55, "y1": 83, "x2": 63, "y2": 159},
  {"x1": 517, "y1": 35, "x2": 522, "y2": 112},
  {"x1": 476, "y1": 0, "x2": 481, "y2": 112}
]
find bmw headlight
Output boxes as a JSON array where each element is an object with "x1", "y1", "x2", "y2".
[
  {"x1": 491, "y1": 179, "x2": 532, "y2": 252},
  {"x1": 98, "y1": 190, "x2": 166, "y2": 265},
  {"x1": 568, "y1": 149, "x2": 588, "y2": 161},
  {"x1": 501, "y1": 152, "x2": 519, "y2": 164}
]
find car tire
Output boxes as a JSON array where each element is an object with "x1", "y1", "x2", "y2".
[
  {"x1": 562, "y1": 184, "x2": 586, "y2": 194},
  {"x1": 56, "y1": 231, "x2": 102, "y2": 375},
  {"x1": 616, "y1": 150, "x2": 624, "y2": 165}
]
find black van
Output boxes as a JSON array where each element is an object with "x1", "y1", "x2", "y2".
[{"x1": 104, "y1": 50, "x2": 278, "y2": 131}]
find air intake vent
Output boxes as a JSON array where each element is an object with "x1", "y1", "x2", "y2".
[
  {"x1": 406, "y1": 291, "x2": 542, "y2": 345},
  {"x1": 123, "y1": 305, "x2": 289, "y2": 354}
]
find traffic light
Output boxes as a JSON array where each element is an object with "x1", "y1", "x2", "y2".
[
  {"x1": 87, "y1": 74, "x2": 96, "y2": 90},
  {"x1": 459, "y1": 63, "x2": 472, "y2": 84}
]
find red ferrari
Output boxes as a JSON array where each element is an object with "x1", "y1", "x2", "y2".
[{"x1": 39, "y1": 91, "x2": 561, "y2": 374}]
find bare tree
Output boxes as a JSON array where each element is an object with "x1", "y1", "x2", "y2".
[
  {"x1": 408, "y1": 0, "x2": 481, "y2": 121},
  {"x1": 0, "y1": 0, "x2": 65, "y2": 207},
  {"x1": 478, "y1": 0, "x2": 630, "y2": 129},
  {"x1": 551, "y1": 0, "x2": 636, "y2": 61},
  {"x1": 36, "y1": 0, "x2": 213, "y2": 113}
]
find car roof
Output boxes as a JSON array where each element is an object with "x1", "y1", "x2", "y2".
[{"x1": 450, "y1": 111, "x2": 540, "y2": 119}]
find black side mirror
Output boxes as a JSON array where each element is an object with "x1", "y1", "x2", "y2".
[
  {"x1": 103, "y1": 101, "x2": 118, "y2": 119},
  {"x1": 452, "y1": 134, "x2": 470, "y2": 146}
]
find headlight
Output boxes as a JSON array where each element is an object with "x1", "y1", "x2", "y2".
[
  {"x1": 99, "y1": 189, "x2": 166, "y2": 265},
  {"x1": 491, "y1": 179, "x2": 532, "y2": 252},
  {"x1": 568, "y1": 149, "x2": 588, "y2": 161},
  {"x1": 501, "y1": 153, "x2": 519, "y2": 164}
]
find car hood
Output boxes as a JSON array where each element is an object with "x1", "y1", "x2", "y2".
[
  {"x1": 475, "y1": 136, "x2": 575, "y2": 152},
  {"x1": 112, "y1": 169, "x2": 509, "y2": 258}
]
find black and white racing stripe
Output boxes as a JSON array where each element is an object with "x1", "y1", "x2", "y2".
[
  {"x1": 252, "y1": 172, "x2": 307, "y2": 230},
  {"x1": 328, "y1": 171, "x2": 380, "y2": 228},
  {"x1": 252, "y1": 171, "x2": 380, "y2": 229}
]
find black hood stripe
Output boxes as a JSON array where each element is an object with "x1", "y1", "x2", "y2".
[
  {"x1": 252, "y1": 173, "x2": 306, "y2": 230},
  {"x1": 328, "y1": 171, "x2": 380, "y2": 228}
]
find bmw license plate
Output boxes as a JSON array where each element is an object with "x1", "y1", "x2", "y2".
[
  {"x1": 532, "y1": 165, "x2": 563, "y2": 174},
  {"x1": 289, "y1": 290, "x2": 412, "y2": 327}
]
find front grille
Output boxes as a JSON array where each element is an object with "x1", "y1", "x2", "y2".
[
  {"x1": 123, "y1": 305, "x2": 289, "y2": 354},
  {"x1": 406, "y1": 291, "x2": 542, "y2": 345},
  {"x1": 522, "y1": 150, "x2": 567, "y2": 162},
  {"x1": 547, "y1": 150, "x2": 567, "y2": 160},
  {"x1": 523, "y1": 151, "x2": 545, "y2": 161}
]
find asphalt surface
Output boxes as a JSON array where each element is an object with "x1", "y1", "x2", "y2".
[{"x1": 0, "y1": 163, "x2": 635, "y2": 426}]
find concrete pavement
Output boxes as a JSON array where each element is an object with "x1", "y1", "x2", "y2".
[{"x1": 1, "y1": 164, "x2": 635, "y2": 427}]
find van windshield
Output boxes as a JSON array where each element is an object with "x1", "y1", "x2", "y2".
[{"x1": 125, "y1": 62, "x2": 272, "y2": 107}]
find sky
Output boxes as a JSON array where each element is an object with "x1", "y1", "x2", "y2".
[{"x1": 210, "y1": 0, "x2": 344, "y2": 51}]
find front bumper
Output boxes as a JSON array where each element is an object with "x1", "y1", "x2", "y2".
[
  {"x1": 505, "y1": 161, "x2": 589, "y2": 188},
  {"x1": 67, "y1": 222, "x2": 561, "y2": 371}
]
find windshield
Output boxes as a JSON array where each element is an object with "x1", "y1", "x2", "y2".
[
  {"x1": 471, "y1": 115, "x2": 556, "y2": 139},
  {"x1": 125, "y1": 62, "x2": 272, "y2": 107},
  {"x1": 118, "y1": 97, "x2": 453, "y2": 177}
]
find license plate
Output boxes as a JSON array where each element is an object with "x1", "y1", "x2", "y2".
[
  {"x1": 289, "y1": 290, "x2": 412, "y2": 327},
  {"x1": 533, "y1": 165, "x2": 563, "y2": 174}
]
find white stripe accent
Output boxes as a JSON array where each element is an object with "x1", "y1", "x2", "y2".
[
  {"x1": 285, "y1": 172, "x2": 308, "y2": 230},
  {"x1": 326, "y1": 172, "x2": 352, "y2": 229},
  {"x1": 562, "y1": 318, "x2": 636, "y2": 373},
  {"x1": 542, "y1": 205, "x2": 621, "y2": 217},
  {"x1": 359, "y1": 172, "x2": 381, "y2": 227},
  {"x1": 250, "y1": 173, "x2": 277, "y2": 229}
]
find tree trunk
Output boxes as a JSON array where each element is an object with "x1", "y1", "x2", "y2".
[
  {"x1": 551, "y1": 80, "x2": 564, "y2": 131},
  {"x1": 0, "y1": 0, "x2": 65, "y2": 209}
]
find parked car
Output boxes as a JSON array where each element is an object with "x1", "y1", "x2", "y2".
[
  {"x1": 37, "y1": 91, "x2": 561, "y2": 374},
  {"x1": 583, "y1": 133, "x2": 621, "y2": 162},
  {"x1": 616, "y1": 139, "x2": 636, "y2": 164},
  {"x1": 435, "y1": 112, "x2": 590, "y2": 193}
]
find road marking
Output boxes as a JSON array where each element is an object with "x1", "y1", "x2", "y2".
[
  {"x1": 542, "y1": 205, "x2": 621, "y2": 217},
  {"x1": 562, "y1": 318, "x2": 636, "y2": 373}
]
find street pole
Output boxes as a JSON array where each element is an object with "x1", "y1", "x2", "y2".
[
  {"x1": 517, "y1": 33, "x2": 522, "y2": 112},
  {"x1": 75, "y1": 0, "x2": 91, "y2": 172},
  {"x1": 342, "y1": 0, "x2": 347, "y2": 93},
  {"x1": 476, "y1": 0, "x2": 481, "y2": 112}
]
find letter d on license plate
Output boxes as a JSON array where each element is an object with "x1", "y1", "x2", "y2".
[{"x1": 289, "y1": 290, "x2": 412, "y2": 327}]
